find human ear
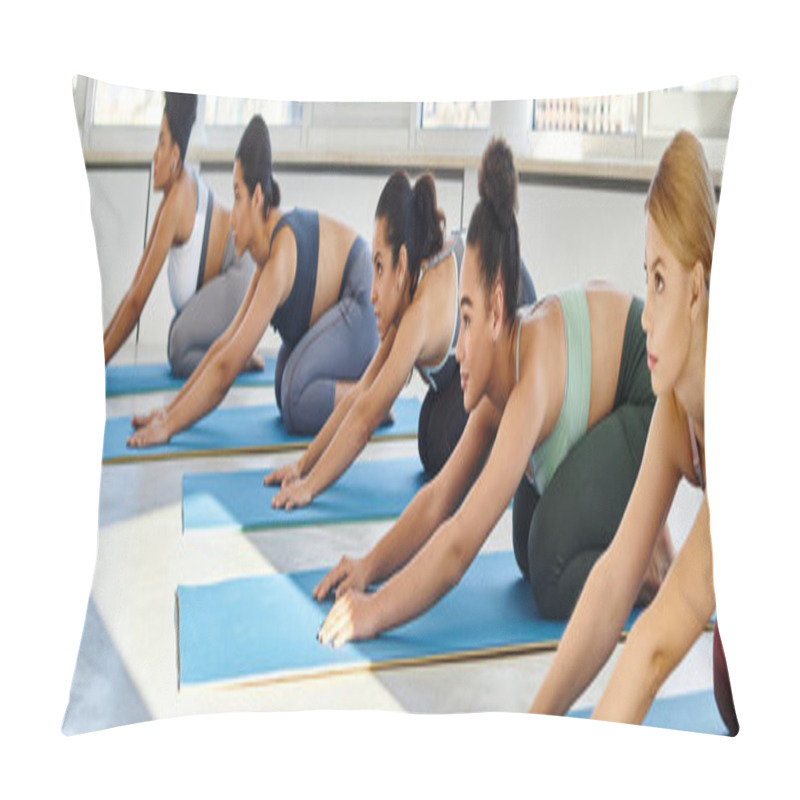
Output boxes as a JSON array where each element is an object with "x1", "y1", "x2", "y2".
[
  {"x1": 396, "y1": 244, "x2": 408, "y2": 293},
  {"x1": 492, "y1": 280, "x2": 505, "y2": 343},
  {"x1": 690, "y1": 260, "x2": 704, "y2": 321}
]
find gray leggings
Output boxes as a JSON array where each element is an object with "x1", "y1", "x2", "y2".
[
  {"x1": 275, "y1": 237, "x2": 379, "y2": 435},
  {"x1": 168, "y1": 232, "x2": 255, "y2": 377}
]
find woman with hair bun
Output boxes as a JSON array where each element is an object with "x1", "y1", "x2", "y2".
[
  {"x1": 128, "y1": 115, "x2": 379, "y2": 445},
  {"x1": 530, "y1": 130, "x2": 738, "y2": 734},
  {"x1": 313, "y1": 138, "x2": 672, "y2": 644},
  {"x1": 103, "y1": 92, "x2": 260, "y2": 377},
  {"x1": 267, "y1": 169, "x2": 536, "y2": 509}
]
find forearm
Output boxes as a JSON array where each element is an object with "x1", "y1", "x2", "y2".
[
  {"x1": 164, "y1": 350, "x2": 237, "y2": 436},
  {"x1": 370, "y1": 517, "x2": 465, "y2": 635},
  {"x1": 299, "y1": 385, "x2": 360, "y2": 476},
  {"x1": 305, "y1": 397, "x2": 374, "y2": 498},
  {"x1": 364, "y1": 484, "x2": 447, "y2": 586},
  {"x1": 104, "y1": 292, "x2": 141, "y2": 363},
  {"x1": 167, "y1": 334, "x2": 226, "y2": 411},
  {"x1": 530, "y1": 555, "x2": 632, "y2": 716},
  {"x1": 591, "y1": 613, "x2": 664, "y2": 724}
]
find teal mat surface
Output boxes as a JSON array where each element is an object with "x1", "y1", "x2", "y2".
[
  {"x1": 105, "y1": 354, "x2": 277, "y2": 396},
  {"x1": 183, "y1": 457, "x2": 427, "y2": 533},
  {"x1": 102, "y1": 397, "x2": 421, "y2": 464},
  {"x1": 568, "y1": 690, "x2": 728, "y2": 735},
  {"x1": 177, "y1": 550, "x2": 642, "y2": 688}
]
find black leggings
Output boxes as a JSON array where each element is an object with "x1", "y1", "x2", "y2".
[{"x1": 512, "y1": 296, "x2": 654, "y2": 619}]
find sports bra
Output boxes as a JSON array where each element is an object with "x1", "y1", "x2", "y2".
[
  {"x1": 516, "y1": 288, "x2": 592, "y2": 494},
  {"x1": 269, "y1": 209, "x2": 320, "y2": 349},
  {"x1": 167, "y1": 166, "x2": 214, "y2": 312},
  {"x1": 416, "y1": 232, "x2": 463, "y2": 392}
]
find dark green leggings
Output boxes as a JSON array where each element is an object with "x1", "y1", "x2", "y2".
[{"x1": 512, "y1": 296, "x2": 654, "y2": 619}]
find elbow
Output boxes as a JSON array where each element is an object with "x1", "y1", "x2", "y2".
[
  {"x1": 127, "y1": 291, "x2": 144, "y2": 322},
  {"x1": 350, "y1": 399, "x2": 374, "y2": 448},
  {"x1": 624, "y1": 608, "x2": 672, "y2": 701},
  {"x1": 216, "y1": 357, "x2": 237, "y2": 393},
  {"x1": 440, "y1": 534, "x2": 471, "y2": 593}
]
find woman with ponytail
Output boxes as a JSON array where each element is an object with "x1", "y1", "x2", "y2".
[
  {"x1": 313, "y1": 138, "x2": 673, "y2": 645},
  {"x1": 128, "y1": 115, "x2": 379, "y2": 445},
  {"x1": 103, "y1": 92, "x2": 259, "y2": 377},
  {"x1": 267, "y1": 169, "x2": 536, "y2": 507},
  {"x1": 531, "y1": 131, "x2": 738, "y2": 734}
]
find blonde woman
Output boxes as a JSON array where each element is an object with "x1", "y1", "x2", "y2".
[{"x1": 530, "y1": 130, "x2": 738, "y2": 735}]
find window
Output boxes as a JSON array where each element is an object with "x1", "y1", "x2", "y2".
[
  {"x1": 204, "y1": 97, "x2": 302, "y2": 127},
  {"x1": 646, "y1": 76, "x2": 738, "y2": 138},
  {"x1": 533, "y1": 95, "x2": 636, "y2": 135},
  {"x1": 420, "y1": 102, "x2": 491, "y2": 129},
  {"x1": 92, "y1": 84, "x2": 163, "y2": 126}
]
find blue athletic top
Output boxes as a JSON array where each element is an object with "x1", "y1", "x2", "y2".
[
  {"x1": 516, "y1": 288, "x2": 592, "y2": 494},
  {"x1": 417, "y1": 232, "x2": 464, "y2": 392},
  {"x1": 270, "y1": 209, "x2": 320, "y2": 349}
]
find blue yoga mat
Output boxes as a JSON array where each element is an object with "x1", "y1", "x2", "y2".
[
  {"x1": 183, "y1": 457, "x2": 427, "y2": 534},
  {"x1": 105, "y1": 355, "x2": 277, "y2": 397},
  {"x1": 102, "y1": 397, "x2": 421, "y2": 464},
  {"x1": 568, "y1": 690, "x2": 728, "y2": 736},
  {"x1": 177, "y1": 550, "x2": 642, "y2": 689}
]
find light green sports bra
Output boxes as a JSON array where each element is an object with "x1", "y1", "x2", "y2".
[{"x1": 516, "y1": 288, "x2": 592, "y2": 494}]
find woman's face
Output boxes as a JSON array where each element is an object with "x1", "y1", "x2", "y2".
[
  {"x1": 152, "y1": 113, "x2": 177, "y2": 191},
  {"x1": 455, "y1": 244, "x2": 495, "y2": 412},
  {"x1": 642, "y1": 213, "x2": 694, "y2": 397},
  {"x1": 370, "y1": 216, "x2": 405, "y2": 339},
  {"x1": 231, "y1": 159, "x2": 255, "y2": 259}
]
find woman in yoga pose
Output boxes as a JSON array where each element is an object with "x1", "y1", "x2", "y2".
[
  {"x1": 103, "y1": 92, "x2": 261, "y2": 377},
  {"x1": 128, "y1": 115, "x2": 379, "y2": 445},
  {"x1": 266, "y1": 169, "x2": 536, "y2": 506},
  {"x1": 313, "y1": 138, "x2": 673, "y2": 647},
  {"x1": 529, "y1": 130, "x2": 738, "y2": 734}
]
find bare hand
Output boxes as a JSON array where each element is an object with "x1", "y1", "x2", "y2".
[
  {"x1": 264, "y1": 460, "x2": 302, "y2": 488},
  {"x1": 131, "y1": 406, "x2": 167, "y2": 430},
  {"x1": 271, "y1": 477, "x2": 313, "y2": 510},
  {"x1": 313, "y1": 555, "x2": 370, "y2": 601},
  {"x1": 127, "y1": 415, "x2": 171, "y2": 448},
  {"x1": 317, "y1": 589, "x2": 378, "y2": 647}
]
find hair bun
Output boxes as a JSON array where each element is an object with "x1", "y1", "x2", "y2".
[{"x1": 478, "y1": 138, "x2": 518, "y2": 230}]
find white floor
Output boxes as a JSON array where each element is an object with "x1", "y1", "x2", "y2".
[{"x1": 63, "y1": 341, "x2": 713, "y2": 734}]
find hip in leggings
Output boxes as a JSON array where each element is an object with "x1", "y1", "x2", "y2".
[{"x1": 512, "y1": 296, "x2": 655, "y2": 619}]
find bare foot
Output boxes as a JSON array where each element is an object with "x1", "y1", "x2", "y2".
[
  {"x1": 242, "y1": 352, "x2": 265, "y2": 373},
  {"x1": 636, "y1": 524, "x2": 675, "y2": 605}
]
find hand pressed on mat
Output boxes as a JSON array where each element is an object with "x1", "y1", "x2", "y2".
[{"x1": 317, "y1": 589, "x2": 378, "y2": 647}]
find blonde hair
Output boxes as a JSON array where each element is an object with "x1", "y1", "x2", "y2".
[{"x1": 645, "y1": 130, "x2": 716, "y2": 288}]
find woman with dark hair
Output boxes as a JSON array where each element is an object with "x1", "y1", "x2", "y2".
[
  {"x1": 128, "y1": 115, "x2": 379, "y2": 445},
  {"x1": 313, "y1": 138, "x2": 673, "y2": 642},
  {"x1": 266, "y1": 169, "x2": 536, "y2": 508},
  {"x1": 530, "y1": 131, "x2": 738, "y2": 734},
  {"x1": 103, "y1": 92, "x2": 260, "y2": 377}
]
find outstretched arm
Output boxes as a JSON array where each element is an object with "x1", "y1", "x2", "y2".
[
  {"x1": 103, "y1": 198, "x2": 177, "y2": 363},
  {"x1": 529, "y1": 396, "x2": 682, "y2": 717},
  {"x1": 265, "y1": 325, "x2": 397, "y2": 490},
  {"x1": 272, "y1": 301, "x2": 428, "y2": 509},
  {"x1": 592, "y1": 495, "x2": 714, "y2": 723},
  {"x1": 128, "y1": 239, "x2": 291, "y2": 447},
  {"x1": 313, "y1": 397, "x2": 500, "y2": 605},
  {"x1": 318, "y1": 377, "x2": 540, "y2": 646}
]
